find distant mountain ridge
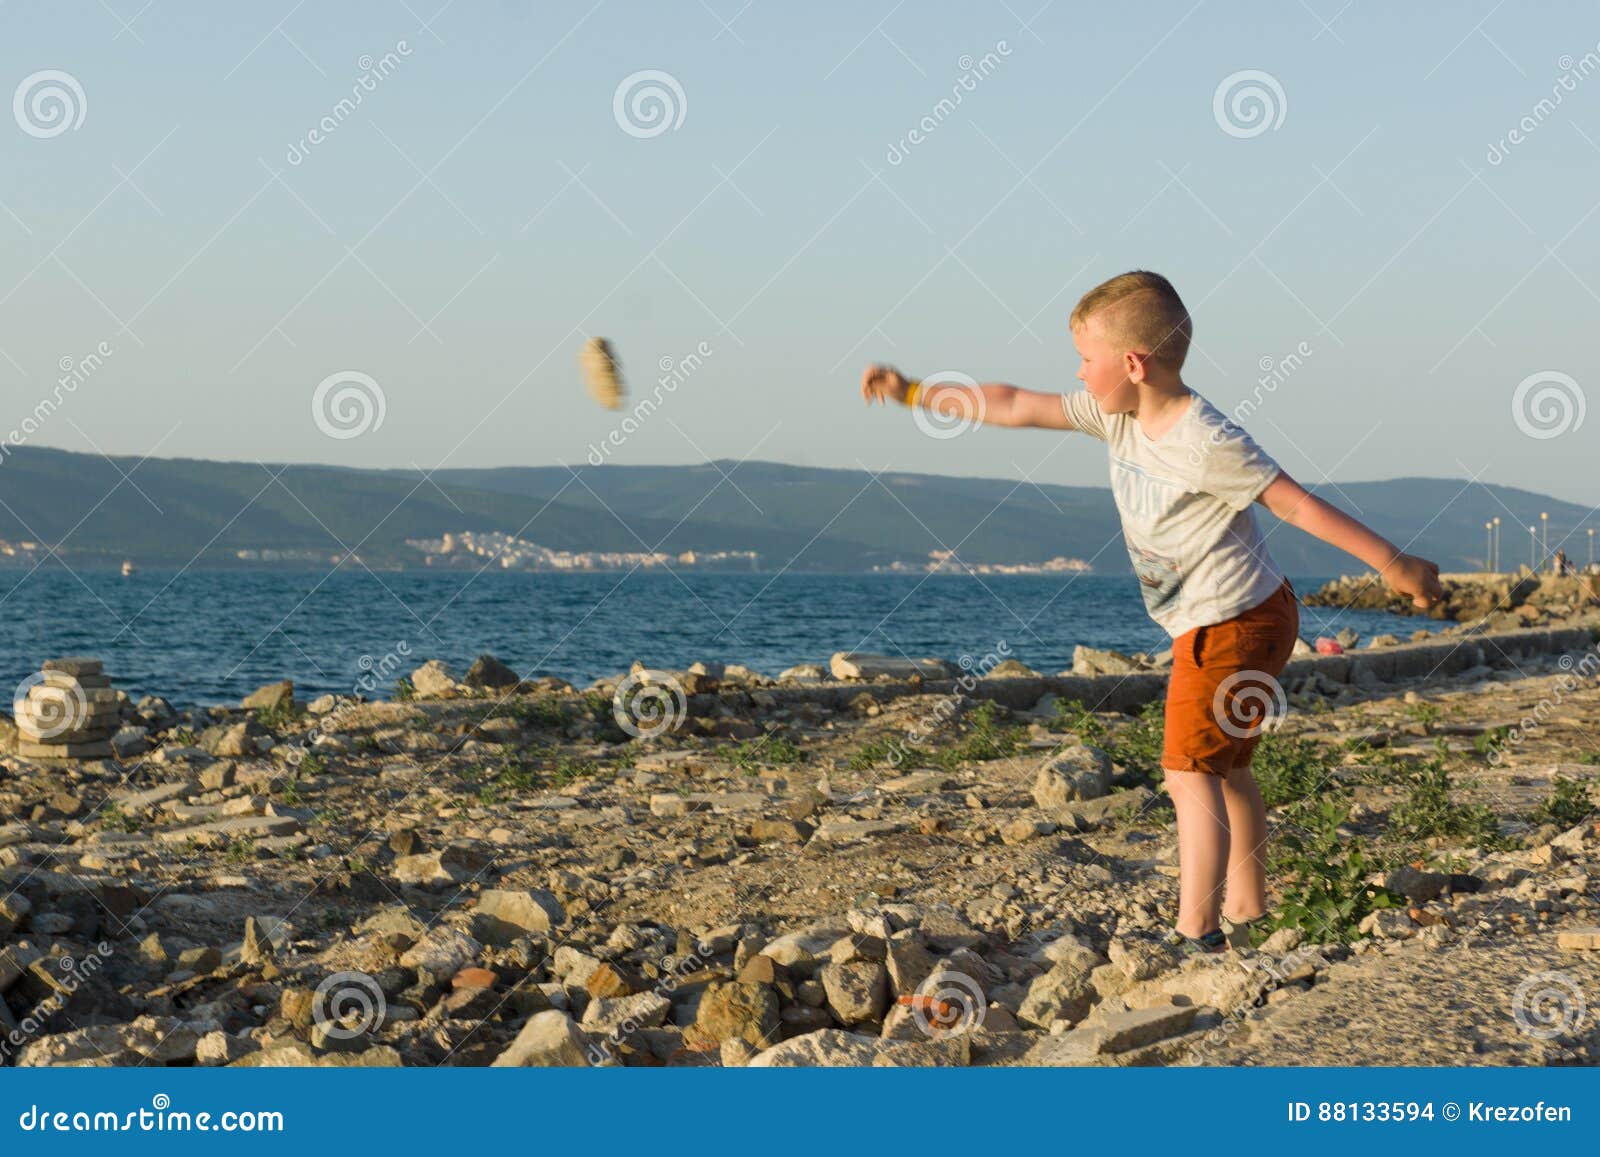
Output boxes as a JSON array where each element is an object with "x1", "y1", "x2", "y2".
[{"x1": 0, "y1": 445, "x2": 1587, "y2": 574}]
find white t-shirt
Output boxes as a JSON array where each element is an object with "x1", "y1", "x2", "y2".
[{"x1": 1061, "y1": 389, "x2": 1285, "y2": 638}]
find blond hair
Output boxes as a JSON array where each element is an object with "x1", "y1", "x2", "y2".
[{"x1": 1069, "y1": 270, "x2": 1192, "y2": 372}]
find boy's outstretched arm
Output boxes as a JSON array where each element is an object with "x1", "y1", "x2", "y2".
[
  {"x1": 1258, "y1": 473, "x2": 1444, "y2": 608},
  {"x1": 860, "y1": 364, "x2": 1075, "y2": 429}
]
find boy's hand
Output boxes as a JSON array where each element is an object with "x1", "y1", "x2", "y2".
[
  {"x1": 1382, "y1": 552, "x2": 1444, "y2": 609},
  {"x1": 861, "y1": 363, "x2": 913, "y2": 406}
]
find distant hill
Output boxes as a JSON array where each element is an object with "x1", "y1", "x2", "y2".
[{"x1": 0, "y1": 446, "x2": 1587, "y2": 573}]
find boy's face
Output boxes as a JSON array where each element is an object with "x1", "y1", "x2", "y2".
[{"x1": 1072, "y1": 316, "x2": 1141, "y2": 413}]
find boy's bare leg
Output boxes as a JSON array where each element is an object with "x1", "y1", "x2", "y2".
[
  {"x1": 1220, "y1": 762, "x2": 1269, "y2": 922},
  {"x1": 1163, "y1": 768, "x2": 1229, "y2": 937}
]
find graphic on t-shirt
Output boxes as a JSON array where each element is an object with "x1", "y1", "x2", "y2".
[
  {"x1": 1110, "y1": 456, "x2": 1186, "y2": 520},
  {"x1": 1127, "y1": 544, "x2": 1183, "y2": 616}
]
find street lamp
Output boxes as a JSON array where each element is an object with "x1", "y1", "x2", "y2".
[
  {"x1": 1485, "y1": 522, "x2": 1493, "y2": 573},
  {"x1": 1541, "y1": 511, "x2": 1549, "y2": 571},
  {"x1": 1530, "y1": 525, "x2": 1537, "y2": 570},
  {"x1": 1493, "y1": 517, "x2": 1501, "y2": 572}
]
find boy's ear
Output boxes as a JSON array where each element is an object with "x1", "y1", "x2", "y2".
[{"x1": 1124, "y1": 349, "x2": 1149, "y2": 382}]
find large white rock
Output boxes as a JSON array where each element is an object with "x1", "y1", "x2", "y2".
[
  {"x1": 828, "y1": 653, "x2": 955, "y2": 681},
  {"x1": 408, "y1": 660, "x2": 462, "y2": 699},
  {"x1": 748, "y1": 1029, "x2": 886, "y2": 1067},
  {"x1": 491, "y1": 1011, "x2": 593, "y2": 1067},
  {"x1": 1032, "y1": 746, "x2": 1112, "y2": 806}
]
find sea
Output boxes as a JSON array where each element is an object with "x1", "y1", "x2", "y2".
[{"x1": 0, "y1": 569, "x2": 1420, "y2": 708}]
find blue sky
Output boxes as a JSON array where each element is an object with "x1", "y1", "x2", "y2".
[{"x1": 2, "y1": 0, "x2": 1596, "y2": 503}]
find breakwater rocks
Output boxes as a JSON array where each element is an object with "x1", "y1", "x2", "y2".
[
  {"x1": 2, "y1": 624, "x2": 1599, "y2": 1068},
  {"x1": 1305, "y1": 571, "x2": 1600, "y2": 627}
]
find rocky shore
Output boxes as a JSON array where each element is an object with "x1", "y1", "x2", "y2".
[
  {"x1": 2, "y1": 607, "x2": 1599, "y2": 1068},
  {"x1": 1305, "y1": 569, "x2": 1599, "y2": 627}
]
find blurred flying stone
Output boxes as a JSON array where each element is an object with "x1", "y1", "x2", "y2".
[{"x1": 578, "y1": 336, "x2": 625, "y2": 411}]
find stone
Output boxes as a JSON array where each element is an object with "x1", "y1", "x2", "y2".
[
  {"x1": 155, "y1": 815, "x2": 300, "y2": 845},
  {"x1": 1076, "y1": 1004, "x2": 1198, "y2": 1053},
  {"x1": 1556, "y1": 927, "x2": 1600, "y2": 950},
  {"x1": 1071, "y1": 645, "x2": 1147, "y2": 676},
  {"x1": 1017, "y1": 959, "x2": 1096, "y2": 1028},
  {"x1": 16, "y1": 1015, "x2": 207, "y2": 1066},
  {"x1": 1000, "y1": 817, "x2": 1054, "y2": 845},
  {"x1": 0, "y1": 894, "x2": 31, "y2": 937},
  {"x1": 884, "y1": 935, "x2": 938, "y2": 995},
  {"x1": 17, "y1": 739, "x2": 114, "y2": 759},
  {"x1": 748, "y1": 1029, "x2": 885, "y2": 1067},
  {"x1": 398, "y1": 927, "x2": 482, "y2": 977},
  {"x1": 1384, "y1": 865, "x2": 1451, "y2": 903},
  {"x1": 1032, "y1": 745, "x2": 1112, "y2": 806},
  {"x1": 691, "y1": 980, "x2": 780, "y2": 1050},
  {"x1": 491, "y1": 1010, "x2": 592, "y2": 1066},
  {"x1": 195, "y1": 1030, "x2": 256, "y2": 1067},
  {"x1": 810, "y1": 819, "x2": 902, "y2": 843},
  {"x1": 1108, "y1": 931, "x2": 1183, "y2": 981},
  {"x1": 240, "y1": 916, "x2": 274, "y2": 966},
  {"x1": 749, "y1": 818, "x2": 814, "y2": 843},
  {"x1": 42, "y1": 656, "x2": 103, "y2": 676},
  {"x1": 828, "y1": 653, "x2": 955, "y2": 681},
  {"x1": 983, "y1": 658, "x2": 1039, "y2": 678},
  {"x1": 177, "y1": 946, "x2": 222, "y2": 973},
  {"x1": 393, "y1": 843, "x2": 488, "y2": 887},
  {"x1": 474, "y1": 888, "x2": 565, "y2": 942},
  {"x1": 242, "y1": 680, "x2": 294, "y2": 711},
  {"x1": 777, "y1": 664, "x2": 829, "y2": 683},
  {"x1": 820, "y1": 960, "x2": 890, "y2": 1024},
  {"x1": 232, "y1": 1044, "x2": 402, "y2": 1068},
  {"x1": 870, "y1": 1036, "x2": 972, "y2": 1067},
  {"x1": 1156, "y1": 957, "x2": 1271, "y2": 1014},
  {"x1": 111, "y1": 725, "x2": 152, "y2": 758},
  {"x1": 580, "y1": 991, "x2": 671, "y2": 1035},
  {"x1": 409, "y1": 660, "x2": 461, "y2": 698},
  {"x1": 464, "y1": 654, "x2": 520, "y2": 689}
]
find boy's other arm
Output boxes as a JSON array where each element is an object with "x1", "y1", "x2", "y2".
[
  {"x1": 1257, "y1": 472, "x2": 1444, "y2": 608},
  {"x1": 860, "y1": 364, "x2": 1076, "y2": 429}
]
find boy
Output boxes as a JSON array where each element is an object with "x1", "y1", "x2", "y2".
[{"x1": 860, "y1": 270, "x2": 1442, "y2": 953}]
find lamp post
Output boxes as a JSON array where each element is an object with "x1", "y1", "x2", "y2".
[
  {"x1": 1529, "y1": 525, "x2": 1537, "y2": 570},
  {"x1": 1485, "y1": 522, "x2": 1493, "y2": 573},
  {"x1": 1541, "y1": 511, "x2": 1549, "y2": 572},
  {"x1": 1493, "y1": 517, "x2": 1501, "y2": 572}
]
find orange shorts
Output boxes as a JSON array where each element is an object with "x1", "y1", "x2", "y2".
[{"x1": 1162, "y1": 580, "x2": 1300, "y2": 775}]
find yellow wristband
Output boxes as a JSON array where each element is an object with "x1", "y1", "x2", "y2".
[{"x1": 904, "y1": 379, "x2": 922, "y2": 407}]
